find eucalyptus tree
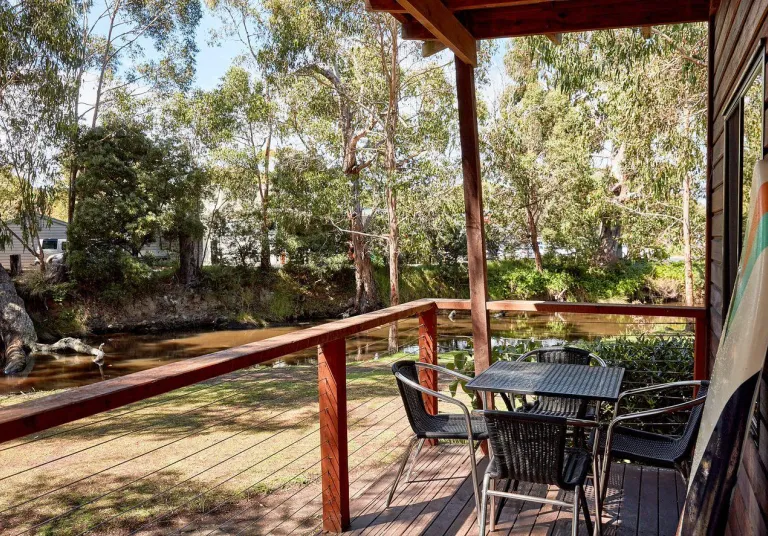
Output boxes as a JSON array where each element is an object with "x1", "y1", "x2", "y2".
[
  {"x1": 486, "y1": 48, "x2": 598, "y2": 272},
  {"x1": 517, "y1": 25, "x2": 707, "y2": 304},
  {"x1": 361, "y1": 13, "x2": 455, "y2": 348},
  {"x1": 246, "y1": 0, "x2": 383, "y2": 313},
  {"x1": 0, "y1": 0, "x2": 79, "y2": 269}
]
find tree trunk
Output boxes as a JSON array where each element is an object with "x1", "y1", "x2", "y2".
[
  {"x1": 526, "y1": 205, "x2": 543, "y2": 272},
  {"x1": 0, "y1": 264, "x2": 37, "y2": 375},
  {"x1": 682, "y1": 172, "x2": 695, "y2": 306},
  {"x1": 385, "y1": 21, "x2": 400, "y2": 353},
  {"x1": 349, "y1": 181, "x2": 378, "y2": 314},
  {"x1": 178, "y1": 233, "x2": 201, "y2": 285},
  {"x1": 386, "y1": 186, "x2": 399, "y2": 352},
  {"x1": 91, "y1": 0, "x2": 120, "y2": 128},
  {"x1": 259, "y1": 99, "x2": 273, "y2": 271}
]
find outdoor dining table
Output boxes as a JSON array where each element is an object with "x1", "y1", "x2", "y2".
[
  {"x1": 464, "y1": 359, "x2": 625, "y2": 536},
  {"x1": 463, "y1": 360, "x2": 625, "y2": 404}
]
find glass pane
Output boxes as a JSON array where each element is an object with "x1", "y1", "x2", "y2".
[{"x1": 742, "y1": 69, "x2": 763, "y2": 245}]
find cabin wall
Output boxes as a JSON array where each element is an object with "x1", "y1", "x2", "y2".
[
  {"x1": 0, "y1": 218, "x2": 68, "y2": 269},
  {"x1": 709, "y1": 0, "x2": 768, "y2": 533}
]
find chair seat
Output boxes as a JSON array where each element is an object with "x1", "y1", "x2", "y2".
[
  {"x1": 591, "y1": 426, "x2": 683, "y2": 467},
  {"x1": 519, "y1": 396, "x2": 588, "y2": 419},
  {"x1": 415, "y1": 414, "x2": 489, "y2": 440},
  {"x1": 486, "y1": 447, "x2": 591, "y2": 491}
]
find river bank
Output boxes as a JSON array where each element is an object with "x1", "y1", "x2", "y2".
[{"x1": 15, "y1": 259, "x2": 702, "y2": 341}]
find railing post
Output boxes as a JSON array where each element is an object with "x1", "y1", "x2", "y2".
[
  {"x1": 419, "y1": 306, "x2": 439, "y2": 417},
  {"x1": 318, "y1": 338, "x2": 349, "y2": 532},
  {"x1": 694, "y1": 314, "x2": 708, "y2": 382}
]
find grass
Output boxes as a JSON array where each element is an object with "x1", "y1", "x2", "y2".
[{"x1": 0, "y1": 353, "x2": 442, "y2": 535}]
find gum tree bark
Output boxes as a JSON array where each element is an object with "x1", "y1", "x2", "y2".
[{"x1": 0, "y1": 264, "x2": 37, "y2": 374}]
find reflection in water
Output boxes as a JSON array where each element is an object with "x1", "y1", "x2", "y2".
[{"x1": 0, "y1": 311, "x2": 690, "y2": 395}]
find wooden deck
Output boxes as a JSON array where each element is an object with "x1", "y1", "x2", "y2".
[{"x1": 339, "y1": 444, "x2": 686, "y2": 536}]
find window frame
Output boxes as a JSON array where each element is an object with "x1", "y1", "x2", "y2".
[{"x1": 722, "y1": 40, "x2": 765, "y2": 447}]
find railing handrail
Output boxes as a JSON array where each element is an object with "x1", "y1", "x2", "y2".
[
  {"x1": 433, "y1": 299, "x2": 706, "y2": 318},
  {"x1": 0, "y1": 299, "x2": 437, "y2": 444}
]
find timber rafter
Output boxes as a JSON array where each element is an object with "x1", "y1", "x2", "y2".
[{"x1": 367, "y1": 0, "x2": 710, "y2": 41}]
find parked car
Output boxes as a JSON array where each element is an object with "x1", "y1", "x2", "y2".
[{"x1": 34, "y1": 238, "x2": 67, "y2": 265}]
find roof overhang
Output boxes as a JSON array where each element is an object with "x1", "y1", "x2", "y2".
[{"x1": 366, "y1": 0, "x2": 713, "y2": 67}]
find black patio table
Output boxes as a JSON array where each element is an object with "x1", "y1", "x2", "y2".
[{"x1": 464, "y1": 360, "x2": 625, "y2": 403}]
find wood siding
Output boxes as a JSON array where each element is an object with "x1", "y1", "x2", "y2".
[
  {"x1": 709, "y1": 0, "x2": 768, "y2": 532},
  {"x1": 0, "y1": 218, "x2": 68, "y2": 269}
]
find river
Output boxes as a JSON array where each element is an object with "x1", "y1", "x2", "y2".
[{"x1": 0, "y1": 310, "x2": 691, "y2": 396}]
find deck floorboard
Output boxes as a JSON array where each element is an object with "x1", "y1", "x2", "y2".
[{"x1": 335, "y1": 445, "x2": 682, "y2": 536}]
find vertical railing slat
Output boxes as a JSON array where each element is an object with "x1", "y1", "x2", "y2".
[{"x1": 318, "y1": 338, "x2": 349, "y2": 532}]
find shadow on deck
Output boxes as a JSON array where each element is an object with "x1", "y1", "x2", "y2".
[{"x1": 337, "y1": 444, "x2": 685, "y2": 536}]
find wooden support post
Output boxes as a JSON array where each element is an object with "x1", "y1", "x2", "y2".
[
  {"x1": 455, "y1": 57, "x2": 492, "y2": 375},
  {"x1": 694, "y1": 315, "x2": 708, "y2": 382},
  {"x1": 419, "y1": 306, "x2": 439, "y2": 410},
  {"x1": 318, "y1": 338, "x2": 349, "y2": 532}
]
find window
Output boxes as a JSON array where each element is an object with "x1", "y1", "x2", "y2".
[
  {"x1": 723, "y1": 42, "x2": 764, "y2": 447},
  {"x1": 41, "y1": 239, "x2": 58, "y2": 250},
  {"x1": 723, "y1": 44, "x2": 764, "y2": 311}
]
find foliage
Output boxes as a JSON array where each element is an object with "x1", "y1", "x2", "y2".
[
  {"x1": 68, "y1": 121, "x2": 207, "y2": 290},
  {"x1": 0, "y1": 0, "x2": 79, "y2": 264}
]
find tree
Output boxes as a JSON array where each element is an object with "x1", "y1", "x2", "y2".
[
  {"x1": 0, "y1": 0, "x2": 79, "y2": 269},
  {"x1": 64, "y1": 0, "x2": 203, "y2": 222},
  {"x1": 69, "y1": 121, "x2": 207, "y2": 287},
  {"x1": 486, "y1": 51, "x2": 597, "y2": 272},
  {"x1": 179, "y1": 67, "x2": 276, "y2": 269},
  {"x1": 256, "y1": 0, "x2": 381, "y2": 313},
  {"x1": 517, "y1": 26, "x2": 707, "y2": 304}
]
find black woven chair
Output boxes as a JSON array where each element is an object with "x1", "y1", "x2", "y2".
[
  {"x1": 514, "y1": 347, "x2": 606, "y2": 418},
  {"x1": 478, "y1": 410, "x2": 600, "y2": 536},
  {"x1": 390, "y1": 360, "x2": 488, "y2": 511},
  {"x1": 595, "y1": 380, "x2": 709, "y2": 503}
]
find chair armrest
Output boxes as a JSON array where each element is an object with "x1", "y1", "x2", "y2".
[
  {"x1": 610, "y1": 395, "x2": 707, "y2": 425},
  {"x1": 414, "y1": 361, "x2": 473, "y2": 382},
  {"x1": 614, "y1": 380, "x2": 708, "y2": 419},
  {"x1": 395, "y1": 371, "x2": 478, "y2": 444}
]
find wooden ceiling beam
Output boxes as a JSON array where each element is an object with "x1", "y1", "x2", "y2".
[
  {"x1": 400, "y1": 0, "x2": 710, "y2": 41},
  {"x1": 366, "y1": 0, "x2": 562, "y2": 14},
  {"x1": 396, "y1": 0, "x2": 477, "y2": 66}
]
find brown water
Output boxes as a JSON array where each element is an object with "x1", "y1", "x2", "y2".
[{"x1": 0, "y1": 311, "x2": 692, "y2": 396}]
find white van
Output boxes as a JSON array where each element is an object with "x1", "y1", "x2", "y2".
[{"x1": 39, "y1": 238, "x2": 67, "y2": 264}]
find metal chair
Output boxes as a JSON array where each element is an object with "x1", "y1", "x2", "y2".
[
  {"x1": 478, "y1": 410, "x2": 600, "y2": 536},
  {"x1": 596, "y1": 380, "x2": 709, "y2": 502},
  {"x1": 514, "y1": 347, "x2": 606, "y2": 418},
  {"x1": 389, "y1": 360, "x2": 488, "y2": 512}
]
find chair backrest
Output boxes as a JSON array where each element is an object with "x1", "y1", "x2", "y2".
[
  {"x1": 675, "y1": 381, "x2": 710, "y2": 460},
  {"x1": 517, "y1": 346, "x2": 604, "y2": 367},
  {"x1": 483, "y1": 410, "x2": 567, "y2": 487},
  {"x1": 391, "y1": 360, "x2": 437, "y2": 434}
]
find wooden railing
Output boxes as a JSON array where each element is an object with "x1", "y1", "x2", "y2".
[{"x1": 0, "y1": 298, "x2": 706, "y2": 532}]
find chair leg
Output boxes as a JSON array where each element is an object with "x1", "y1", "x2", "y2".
[
  {"x1": 572, "y1": 485, "x2": 581, "y2": 536},
  {"x1": 467, "y1": 437, "x2": 482, "y2": 515},
  {"x1": 387, "y1": 437, "x2": 418, "y2": 508},
  {"x1": 479, "y1": 473, "x2": 491, "y2": 536},
  {"x1": 591, "y1": 459, "x2": 602, "y2": 536},
  {"x1": 599, "y1": 454, "x2": 613, "y2": 503},
  {"x1": 493, "y1": 478, "x2": 513, "y2": 525},
  {"x1": 489, "y1": 479, "x2": 496, "y2": 532},
  {"x1": 580, "y1": 486, "x2": 593, "y2": 536},
  {"x1": 405, "y1": 438, "x2": 426, "y2": 483}
]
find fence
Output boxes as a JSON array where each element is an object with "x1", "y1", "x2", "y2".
[{"x1": 0, "y1": 299, "x2": 706, "y2": 534}]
